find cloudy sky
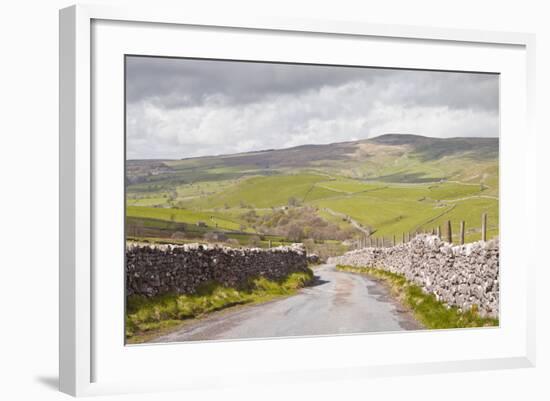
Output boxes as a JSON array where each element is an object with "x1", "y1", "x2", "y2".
[{"x1": 126, "y1": 56, "x2": 499, "y2": 160}]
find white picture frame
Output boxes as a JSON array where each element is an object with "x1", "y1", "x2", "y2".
[{"x1": 59, "y1": 4, "x2": 536, "y2": 397}]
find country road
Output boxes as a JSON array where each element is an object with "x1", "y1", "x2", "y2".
[{"x1": 149, "y1": 264, "x2": 421, "y2": 343}]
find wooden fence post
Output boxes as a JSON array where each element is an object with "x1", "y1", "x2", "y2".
[
  {"x1": 393, "y1": 235, "x2": 396, "y2": 246},
  {"x1": 482, "y1": 213, "x2": 487, "y2": 241},
  {"x1": 436, "y1": 226, "x2": 441, "y2": 239},
  {"x1": 402, "y1": 232, "x2": 405, "y2": 244},
  {"x1": 268, "y1": 239, "x2": 272, "y2": 248},
  {"x1": 459, "y1": 221, "x2": 465, "y2": 245},
  {"x1": 446, "y1": 220, "x2": 452, "y2": 243}
]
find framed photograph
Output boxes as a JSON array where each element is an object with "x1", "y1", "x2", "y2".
[{"x1": 59, "y1": 4, "x2": 536, "y2": 397}]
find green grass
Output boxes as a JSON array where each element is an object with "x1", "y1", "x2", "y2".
[
  {"x1": 127, "y1": 171, "x2": 499, "y2": 246},
  {"x1": 419, "y1": 197, "x2": 499, "y2": 242},
  {"x1": 311, "y1": 181, "x2": 498, "y2": 241},
  {"x1": 127, "y1": 175, "x2": 499, "y2": 246},
  {"x1": 314, "y1": 191, "x2": 451, "y2": 237},
  {"x1": 424, "y1": 182, "x2": 485, "y2": 200},
  {"x1": 314, "y1": 178, "x2": 384, "y2": 194},
  {"x1": 363, "y1": 151, "x2": 498, "y2": 187},
  {"x1": 126, "y1": 179, "x2": 242, "y2": 208},
  {"x1": 126, "y1": 270, "x2": 314, "y2": 343},
  {"x1": 302, "y1": 185, "x2": 342, "y2": 202},
  {"x1": 180, "y1": 173, "x2": 336, "y2": 209},
  {"x1": 317, "y1": 209, "x2": 356, "y2": 231},
  {"x1": 126, "y1": 206, "x2": 248, "y2": 232},
  {"x1": 337, "y1": 265, "x2": 498, "y2": 329},
  {"x1": 127, "y1": 196, "x2": 169, "y2": 207},
  {"x1": 127, "y1": 235, "x2": 292, "y2": 249}
]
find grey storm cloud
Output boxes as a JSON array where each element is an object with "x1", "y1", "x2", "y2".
[
  {"x1": 126, "y1": 57, "x2": 390, "y2": 108},
  {"x1": 126, "y1": 56, "x2": 499, "y2": 160}
]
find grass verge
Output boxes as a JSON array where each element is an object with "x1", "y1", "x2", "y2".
[
  {"x1": 336, "y1": 265, "x2": 498, "y2": 329},
  {"x1": 126, "y1": 270, "x2": 314, "y2": 344}
]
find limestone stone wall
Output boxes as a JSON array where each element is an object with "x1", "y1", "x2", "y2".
[
  {"x1": 328, "y1": 235, "x2": 499, "y2": 318},
  {"x1": 126, "y1": 243, "x2": 308, "y2": 297}
]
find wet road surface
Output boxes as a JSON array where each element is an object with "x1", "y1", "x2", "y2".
[{"x1": 150, "y1": 264, "x2": 421, "y2": 343}]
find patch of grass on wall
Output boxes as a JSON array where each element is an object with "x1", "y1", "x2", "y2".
[
  {"x1": 336, "y1": 265, "x2": 498, "y2": 329},
  {"x1": 126, "y1": 270, "x2": 314, "y2": 344}
]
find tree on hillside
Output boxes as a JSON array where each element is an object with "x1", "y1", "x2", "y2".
[
  {"x1": 226, "y1": 238, "x2": 240, "y2": 247},
  {"x1": 248, "y1": 235, "x2": 261, "y2": 247},
  {"x1": 302, "y1": 238, "x2": 315, "y2": 253},
  {"x1": 287, "y1": 224, "x2": 304, "y2": 242},
  {"x1": 241, "y1": 209, "x2": 258, "y2": 223},
  {"x1": 287, "y1": 197, "x2": 301, "y2": 207}
]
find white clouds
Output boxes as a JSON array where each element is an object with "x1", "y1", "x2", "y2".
[
  {"x1": 368, "y1": 104, "x2": 498, "y2": 139},
  {"x1": 126, "y1": 58, "x2": 499, "y2": 159}
]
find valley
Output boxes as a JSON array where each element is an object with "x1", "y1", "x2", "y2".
[{"x1": 126, "y1": 134, "x2": 499, "y2": 257}]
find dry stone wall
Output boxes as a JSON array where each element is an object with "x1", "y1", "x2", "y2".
[
  {"x1": 126, "y1": 243, "x2": 308, "y2": 297},
  {"x1": 328, "y1": 235, "x2": 499, "y2": 318}
]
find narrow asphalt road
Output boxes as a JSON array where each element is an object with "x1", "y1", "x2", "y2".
[{"x1": 150, "y1": 264, "x2": 421, "y2": 343}]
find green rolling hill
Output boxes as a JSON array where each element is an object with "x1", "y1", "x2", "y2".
[{"x1": 126, "y1": 134, "x2": 499, "y2": 249}]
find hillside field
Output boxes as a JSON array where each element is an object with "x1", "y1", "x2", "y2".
[{"x1": 126, "y1": 134, "x2": 499, "y2": 253}]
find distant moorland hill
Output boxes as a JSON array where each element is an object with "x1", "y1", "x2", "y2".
[{"x1": 128, "y1": 133, "x2": 498, "y2": 185}]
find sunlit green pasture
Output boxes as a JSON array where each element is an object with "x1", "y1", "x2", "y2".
[
  {"x1": 126, "y1": 206, "x2": 246, "y2": 232},
  {"x1": 173, "y1": 179, "x2": 239, "y2": 199},
  {"x1": 362, "y1": 152, "x2": 499, "y2": 187},
  {"x1": 179, "y1": 173, "x2": 335, "y2": 209},
  {"x1": 126, "y1": 171, "x2": 499, "y2": 245},
  {"x1": 127, "y1": 196, "x2": 168, "y2": 207},
  {"x1": 418, "y1": 198, "x2": 499, "y2": 242},
  {"x1": 317, "y1": 209, "x2": 355, "y2": 231},
  {"x1": 313, "y1": 194, "x2": 452, "y2": 238},
  {"x1": 314, "y1": 178, "x2": 384, "y2": 194},
  {"x1": 310, "y1": 180, "x2": 498, "y2": 242},
  {"x1": 302, "y1": 185, "x2": 341, "y2": 202}
]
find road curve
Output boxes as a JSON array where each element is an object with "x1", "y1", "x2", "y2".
[{"x1": 149, "y1": 264, "x2": 421, "y2": 343}]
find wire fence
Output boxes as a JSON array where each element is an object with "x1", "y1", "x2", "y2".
[{"x1": 357, "y1": 212, "x2": 491, "y2": 248}]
